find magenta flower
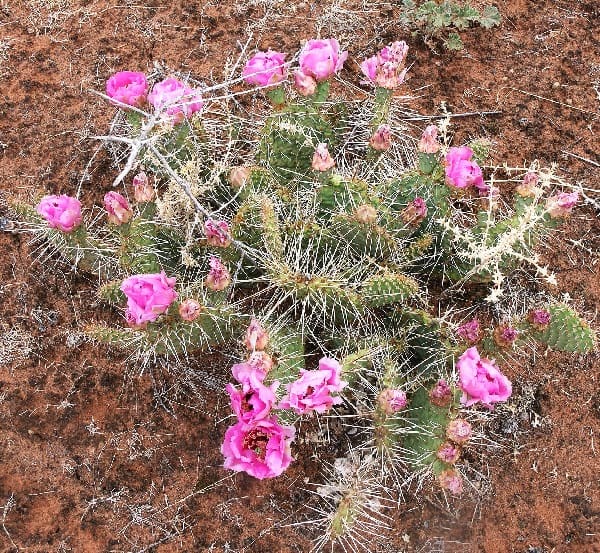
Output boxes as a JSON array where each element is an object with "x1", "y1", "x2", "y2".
[
  {"x1": 103, "y1": 191, "x2": 133, "y2": 225},
  {"x1": 401, "y1": 197, "x2": 428, "y2": 227},
  {"x1": 244, "y1": 318, "x2": 269, "y2": 351},
  {"x1": 106, "y1": 71, "x2": 148, "y2": 108},
  {"x1": 148, "y1": 77, "x2": 203, "y2": 124},
  {"x1": 132, "y1": 172, "x2": 154, "y2": 203},
  {"x1": 178, "y1": 299, "x2": 202, "y2": 322},
  {"x1": 377, "y1": 388, "x2": 408, "y2": 414},
  {"x1": 204, "y1": 219, "x2": 232, "y2": 248},
  {"x1": 293, "y1": 70, "x2": 317, "y2": 96},
  {"x1": 226, "y1": 370, "x2": 279, "y2": 423},
  {"x1": 360, "y1": 41, "x2": 409, "y2": 89},
  {"x1": 120, "y1": 271, "x2": 177, "y2": 326},
  {"x1": 493, "y1": 325, "x2": 519, "y2": 347},
  {"x1": 528, "y1": 309, "x2": 551, "y2": 329},
  {"x1": 242, "y1": 50, "x2": 287, "y2": 87},
  {"x1": 369, "y1": 124, "x2": 392, "y2": 151},
  {"x1": 221, "y1": 416, "x2": 295, "y2": 479},
  {"x1": 298, "y1": 39, "x2": 348, "y2": 82},
  {"x1": 418, "y1": 125, "x2": 440, "y2": 154},
  {"x1": 457, "y1": 347, "x2": 512, "y2": 409},
  {"x1": 205, "y1": 256, "x2": 231, "y2": 291},
  {"x1": 311, "y1": 143, "x2": 335, "y2": 171},
  {"x1": 36, "y1": 195, "x2": 82, "y2": 233},
  {"x1": 546, "y1": 191, "x2": 578, "y2": 218},
  {"x1": 279, "y1": 357, "x2": 347, "y2": 415},
  {"x1": 438, "y1": 469, "x2": 463, "y2": 495},
  {"x1": 436, "y1": 441, "x2": 460, "y2": 464},
  {"x1": 445, "y1": 147, "x2": 485, "y2": 190},
  {"x1": 232, "y1": 361, "x2": 266, "y2": 384},
  {"x1": 429, "y1": 379, "x2": 452, "y2": 407},
  {"x1": 516, "y1": 171, "x2": 540, "y2": 198},
  {"x1": 446, "y1": 419, "x2": 472, "y2": 444},
  {"x1": 456, "y1": 319, "x2": 482, "y2": 344}
]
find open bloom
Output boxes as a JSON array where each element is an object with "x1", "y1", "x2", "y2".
[
  {"x1": 401, "y1": 197, "x2": 427, "y2": 226},
  {"x1": 438, "y1": 469, "x2": 463, "y2": 495},
  {"x1": 446, "y1": 419, "x2": 472, "y2": 444},
  {"x1": 148, "y1": 77, "x2": 203, "y2": 124},
  {"x1": 546, "y1": 191, "x2": 578, "y2": 218},
  {"x1": 429, "y1": 379, "x2": 452, "y2": 407},
  {"x1": 103, "y1": 192, "x2": 133, "y2": 225},
  {"x1": 242, "y1": 50, "x2": 287, "y2": 86},
  {"x1": 378, "y1": 388, "x2": 408, "y2": 414},
  {"x1": 244, "y1": 318, "x2": 269, "y2": 351},
  {"x1": 457, "y1": 347, "x2": 512, "y2": 409},
  {"x1": 298, "y1": 39, "x2": 347, "y2": 82},
  {"x1": 205, "y1": 256, "x2": 231, "y2": 291},
  {"x1": 121, "y1": 271, "x2": 177, "y2": 326},
  {"x1": 36, "y1": 195, "x2": 82, "y2": 233},
  {"x1": 445, "y1": 147, "x2": 485, "y2": 190},
  {"x1": 418, "y1": 125, "x2": 440, "y2": 154},
  {"x1": 106, "y1": 71, "x2": 148, "y2": 107},
  {"x1": 221, "y1": 416, "x2": 295, "y2": 479},
  {"x1": 204, "y1": 219, "x2": 232, "y2": 248},
  {"x1": 232, "y1": 361, "x2": 266, "y2": 384},
  {"x1": 226, "y1": 369, "x2": 279, "y2": 423},
  {"x1": 178, "y1": 299, "x2": 202, "y2": 322},
  {"x1": 456, "y1": 319, "x2": 482, "y2": 344},
  {"x1": 279, "y1": 357, "x2": 347, "y2": 415},
  {"x1": 360, "y1": 41, "x2": 409, "y2": 89},
  {"x1": 312, "y1": 143, "x2": 335, "y2": 171},
  {"x1": 132, "y1": 172, "x2": 154, "y2": 203},
  {"x1": 293, "y1": 70, "x2": 317, "y2": 96},
  {"x1": 369, "y1": 124, "x2": 392, "y2": 151}
]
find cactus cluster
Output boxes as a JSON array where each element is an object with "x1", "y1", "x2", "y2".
[{"x1": 15, "y1": 39, "x2": 596, "y2": 551}]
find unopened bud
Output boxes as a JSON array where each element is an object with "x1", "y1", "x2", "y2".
[
  {"x1": 311, "y1": 143, "x2": 335, "y2": 172},
  {"x1": 244, "y1": 318, "x2": 269, "y2": 351},
  {"x1": 178, "y1": 299, "x2": 202, "y2": 322},
  {"x1": 229, "y1": 167, "x2": 251, "y2": 189}
]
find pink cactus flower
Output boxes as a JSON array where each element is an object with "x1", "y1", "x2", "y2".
[
  {"x1": 528, "y1": 309, "x2": 551, "y2": 330},
  {"x1": 120, "y1": 271, "x2": 177, "y2": 326},
  {"x1": 293, "y1": 70, "x2": 318, "y2": 96},
  {"x1": 221, "y1": 416, "x2": 295, "y2": 479},
  {"x1": 436, "y1": 441, "x2": 461, "y2": 464},
  {"x1": 36, "y1": 195, "x2": 82, "y2": 233},
  {"x1": 401, "y1": 197, "x2": 428, "y2": 227},
  {"x1": 105, "y1": 71, "x2": 148, "y2": 108},
  {"x1": 247, "y1": 351, "x2": 274, "y2": 376},
  {"x1": 242, "y1": 50, "x2": 287, "y2": 87},
  {"x1": 445, "y1": 146, "x2": 485, "y2": 190},
  {"x1": 103, "y1": 192, "x2": 133, "y2": 225},
  {"x1": 311, "y1": 143, "x2": 335, "y2": 171},
  {"x1": 148, "y1": 77, "x2": 203, "y2": 124},
  {"x1": 205, "y1": 256, "x2": 231, "y2": 292},
  {"x1": 178, "y1": 298, "x2": 202, "y2": 322},
  {"x1": 244, "y1": 318, "x2": 269, "y2": 351},
  {"x1": 360, "y1": 41, "x2": 409, "y2": 89},
  {"x1": 279, "y1": 357, "x2": 347, "y2": 415},
  {"x1": 226, "y1": 370, "x2": 279, "y2": 423},
  {"x1": 418, "y1": 125, "x2": 440, "y2": 154},
  {"x1": 546, "y1": 191, "x2": 578, "y2": 218},
  {"x1": 232, "y1": 361, "x2": 266, "y2": 384},
  {"x1": 457, "y1": 347, "x2": 512, "y2": 409},
  {"x1": 369, "y1": 124, "x2": 392, "y2": 151},
  {"x1": 446, "y1": 419, "x2": 472, "y2": 444},
  {"x1": 429, "y1": 379, "x2": 452, "y2": 407},
  {"x1": 132, "y1": 172, "x2": 154, "y2": 203},
  {"x1": 377, "y1": 388, "x2": 408, "y2": 415},
  {"x1": 516, "y1": 171, "x2": 540, "y2": 198},
  {"x1": 438, "y1": 469, "x2": 463, "y2": 495},
  {"x1": 204, "y1": 219, "x2": 232, "y2": 248},
  {"x1": 354, "y1": 204, "x2": 378, "y2": 225},
  {"x1": 298, "y1": 39, "x2": 348, "y2": 82},
  {"x1": 493, "y1": 325, "x2": 519, "y2": 348},
  {"x1": 456, "y1": 319, "x2": 482, "y2": 344}
]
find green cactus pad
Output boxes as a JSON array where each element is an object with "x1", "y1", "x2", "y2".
[
  {"x1": 361, "y1": 271, "x2": 419, "y2": 308},
  {"x1": 533, "y1": 304, "x2": 596, "y2": 353}
]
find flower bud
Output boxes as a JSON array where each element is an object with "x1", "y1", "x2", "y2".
[
  {"x1": 401, "y1": 197, "x2": 427, "y2": 227},
  {"x1": 178, "y1": 299, "x2": 202, "y2": 322},
  {"x1": 369, "y1": 124, "x2": 391, "y2": 151},
  {"x1": 493, "y1": 325, "x2": 519, "y2": 348},
  {"x1": 516, "y1": 172, "x2": 540, "y2": 198},
  {"x1": 244, "y1": 318, "x2": 269, "y2": 351},
  {"x1": 446, "y1": 419, "x2": 472, "y2": 444},
  {"x1": 429, "y1": 379, "x2": 452, "y2": 407},
  {"x1": 205, "y1": 256, "x2": 231, "y2": 291},
  {"x1": 132, "y1": 171, "x2": 154, "y2": 203},
  {"x1": 438, "y1": 469, "x2": 463, "y2": 495},
  {"x1": 229, "y1": 167, "x2": 251, "y2": 189},
  {"x1": 293, "y1": 70, "x2": 317, "y2": 96},
  {"x1": 354, "y1": 204, "x2": 378, "y2": 225},
  {"x1": 247, "y1": 350, "x2": 274, "y2": 375},
  {"x1": 436, "y1": 441, "x2": 461, "y2": 464},
  {"x1": 204, "y1": 219, "x2": 232, "y2": 248},
  {"x1": 418, "y1": 125, "x2": 440, "y2": 154},
  {"x1": 546, "y1": 191, "x2": 578, "y2": 218},
  {"x1": 104, "y1": 192, "x2": 133, "y2": 225},
  {"x1": 377, "y1": 388, "x2": 408, "y2": 415},
  {"x1": 311, "y1": 143, "x2": 335, "y2": 172},
  {"x1": 528, "y1": 308, "x2": 551, "y2": 330},
  {"x1": 456, "y1": 319, "x2": 482, "y2": 344}
]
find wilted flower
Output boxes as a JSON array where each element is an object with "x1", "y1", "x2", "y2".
[
  {"x1": 105, "y1": 71, "x2": 147, "y2": 107},
  {"x1": 279, "y1": 357, "x2": 347, "y2": 415},
  {"x1": 178, "y1": 298, "x2": 202, "y2": 322},
  {"x1": 242, "y1": 50, "x2": 287, "y2": 87},
  {"x1": 457, "y1": 347, "x2": 512, "y2": 409},
  {"x1": 148, "y1": 77, "x2": 203, "y2": 124},
  {"x1": 438, "y1": 469, "x2": 463, "y2": 495},
  {"x1": 360, "y1": 41, "x2": 409, "y2": 89},
  {"x1": 516, "y1": 172, "x2": 540, "y2": 198},
  {"x1": 369, "y1": 124, "x2": 392, "y2": 151},
  {"x1": 36, "y1": 195, "x2": 82, "y2": 233},
  {"x1": 221, "y1": 416, "x2": 295, "y2": 479},
  {"x1": 445, "y1": 146, "x2": 486, "y2": 190},
  {"x1": 377, "y1": 388, "x2": 408, "y2": 414},
  {"x1": 205, "y1": 256, "x2": 231, "y2": 291},
  {"x1": 244, "y1": 318, "x2": 269, "y2": 351},
  {"x1": 229, "y1": 167, "x2": 251, "y2": 189},
  {"x1": 121, "y1": 271, "x2": 177, "y2": 326},
  {"x1": 456, "y1": 319, "x2": 482, "y2": 344},
  {"x1": 204, "y1": 219, "x2": 232, "y2": 248},
  {"x1": 247, "y1": 351, "x2": 274, "y2": 376},
  {"x1": 546, "y1": 191, "x2": 578, "y2": 218},
  {"x1": 493, "y1": 325, "x2": 519, "y2": 348},
  {"x1": 446, "y1": 419, "x2": 472, "y2": 444},
  {"x1": 298, "y1": 39, "x2": 348, "y2": 82},
  {"x1": 429, "y1": 379, "x2": 452, "y2": 407},
  {"x1": 354, "y1": 204, "x2": 378, "y2": 224},
  {"x1": 132, "y1": 172, "x2": 154, "y2": 203},
  {"x1": 418, "y1": 125, "x2": 440, "y2": 154},
  {"x1": 226, "y1": 370, "x2": 279, "y2": 423},
  {"x1": 401, "y1": 197, "x2": 428, "y2": 226},
  {"x1": 293, "y1": 70, "x2": 318, "y2": 96},
  {"x1": 311, "y1": 143, "x2": 335, "y2": 171},
  {"x1": 528, "y1": 308, "x2": 551, "y2": 330},
  {"x1": 436, "y1": 441, "x2": 461, "y2": 464},
  {"x1": 103, "y1": 192, "x2": 133, "y2": 225}
]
